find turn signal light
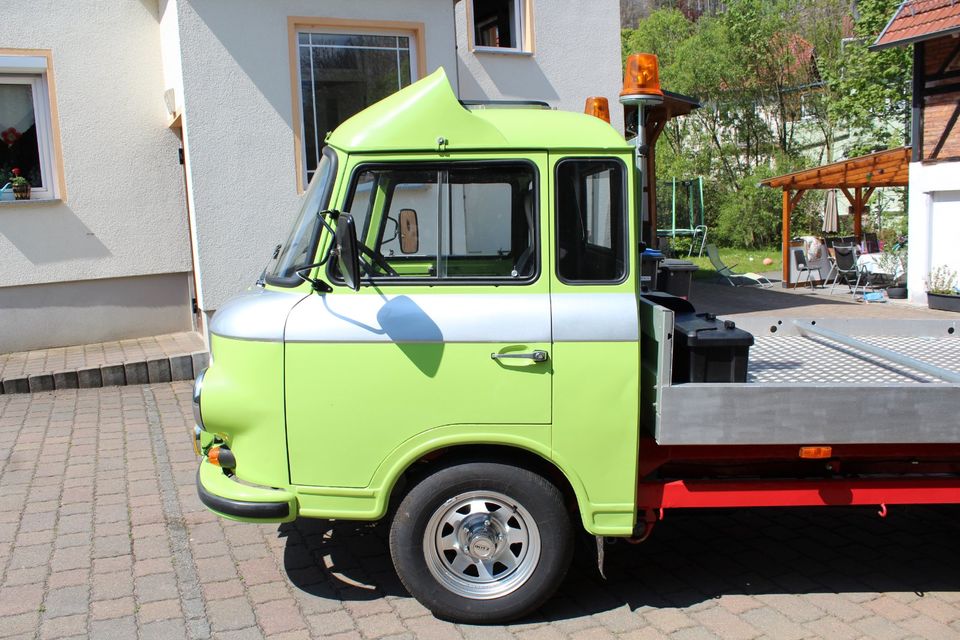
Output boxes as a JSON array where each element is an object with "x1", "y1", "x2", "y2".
[
  {"x1": 208, "y1": 446, "x2": 236, "y2": 469},
  {"x1": 799, "y1": 446, "x2": 832, "y2": 459},
  {"x1": 621, "y1": 53, "x2": 664, "y2": 98},
  {"x1": 584, "y1": 96, "x2": 611, "y2": 123}
]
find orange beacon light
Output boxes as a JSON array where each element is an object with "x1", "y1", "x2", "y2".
[
  {"x1": 583, "y1": 96, "x2": 611, "y2": 123},
  {"x1": 621, "y1": 53, "x2": 664, "y2": 99}
]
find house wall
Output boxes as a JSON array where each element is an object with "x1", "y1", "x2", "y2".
[
  {"x1": 455, "y1": 0, "x2": 624, "y2": 134},
  {"x1": 173, "y1": 0, "x2": 460, "y2": 313},
  {"x1": 0, "y1": 273, "x2": 193, "y2": 353},
  {"x1": 173, "y1": 0, "x2": 624, "y2": 314},
  {"x1": 918, "y1": 36, "x2": 960, "y2": 162},
  {"x1": 0, "y1": 0, "x2": 193, "y2": 351},
  {"x1": 906, "y1": 161, "x2": 960, "y2": 305}
]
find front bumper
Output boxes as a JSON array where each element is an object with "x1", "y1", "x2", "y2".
[{"x1": 196, "y1": 459, "x2": 298, "y2": 523}]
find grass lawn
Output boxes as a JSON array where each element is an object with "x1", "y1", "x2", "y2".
[{"x1": 682, "y1": 247, "x2": 782, "y2": 280}]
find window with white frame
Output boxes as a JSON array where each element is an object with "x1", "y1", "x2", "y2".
[
  {"x1": 0, "y1": 55, "x2": 60, "y2": 200},
  {"x1": 296, "y1": 29, "x2": 418, "y2": 184},
  {"x1": 471, "y1": 0, "x2": 525, "y2": 50}
]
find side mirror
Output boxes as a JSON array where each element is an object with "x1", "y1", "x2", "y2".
[
  {"x1": 399, "y1": 208, "x2": 419, "y2": 254},
  {"x1": 335, "y1": 213, "x2": 361, "y2": 291}
]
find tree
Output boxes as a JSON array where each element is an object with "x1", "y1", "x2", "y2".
[
  {"x1": 821, "y1": 0, "x2": 912, "y2": 155},
  {"x1": 621, "y1": 0, "x2": 907, "y2": 247}
]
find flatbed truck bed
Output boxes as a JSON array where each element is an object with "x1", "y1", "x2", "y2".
[{"x1": 642, "y1": 296, "x2": 960, "y2": 446}]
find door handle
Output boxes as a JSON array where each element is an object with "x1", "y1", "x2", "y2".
[{"x1": 490, "y1": 350, "x2": 549, "y2": 363}]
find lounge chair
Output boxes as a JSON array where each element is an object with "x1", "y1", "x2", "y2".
[{"x1": 706, "y1": 244, "x2": 772, "y2": 287}]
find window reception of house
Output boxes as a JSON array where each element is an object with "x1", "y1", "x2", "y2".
[
  {"x1": 297, "y1": 31, "x2": 417, "y2": 184},
  {"x1": 0, "y1": 81, "x2": 44, "y2": 191},
  {"x1": 473, "y1": 0, "x2": 524, "y2": 50}
]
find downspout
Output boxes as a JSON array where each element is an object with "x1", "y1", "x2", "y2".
[{"x1": 451, "y1": 0, "x2": 463, "y2": 95}]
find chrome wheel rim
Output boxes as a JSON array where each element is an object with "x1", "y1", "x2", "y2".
[{"x1": 423, "y1": 490, "x2": 541, "y2": 600}]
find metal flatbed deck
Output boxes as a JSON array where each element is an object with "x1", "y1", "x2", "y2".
[
  {"x1": 749, "y1": 334, "x2": 960, "y2": 384},
  {"x1": 640, "y1": 297, "x2": 960, "y2": 446}
]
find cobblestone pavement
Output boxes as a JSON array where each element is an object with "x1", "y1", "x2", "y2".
[{"x1": 1, "y1": 383, "x2": 959, "y2": 640}]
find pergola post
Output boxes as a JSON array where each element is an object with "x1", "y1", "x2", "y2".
[
  {"x1": 782, "y1": 189, "x2": 791, "y2": 285},
  {"x1": 854, "y1": 187, "x2": 863, "y2": 241},
  {"x1": 781, "y1": 189, "x2": 806, "y2": 286}
]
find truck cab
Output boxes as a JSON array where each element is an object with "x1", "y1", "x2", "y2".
[{"x1": 195, "y1": 67, "x2": 642, "y2": 621}]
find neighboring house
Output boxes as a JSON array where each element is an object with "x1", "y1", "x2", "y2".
[
  {"x1": 0, "y1": 0, "x2": 622, "y2": 352},
  {"x1": 873, "y1": 0, "x2": 960, "y2": 305}
]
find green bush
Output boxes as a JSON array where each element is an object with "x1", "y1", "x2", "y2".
[{"x1": 712, "y1": 167, "x2": 785, "y2": 248}]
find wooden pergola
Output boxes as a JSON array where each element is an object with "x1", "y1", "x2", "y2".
[{"x1": 760, "y1": 146, "x2": 911, "y2": 285}]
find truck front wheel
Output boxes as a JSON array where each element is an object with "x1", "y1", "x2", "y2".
[{"x1": 389, "y1": 461, "x2": 573, "y2": 623}]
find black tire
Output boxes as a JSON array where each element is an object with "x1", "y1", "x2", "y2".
[{"x1": 389, "y1": 461, "x2": 573, "y2": 624}]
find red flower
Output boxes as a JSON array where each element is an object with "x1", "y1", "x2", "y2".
[
  {"x1": 11, "y1": 167, "x2": 20, "y2": 177},
  {"x1": 1, "y1": 128, "x2": 20, "y2": 146}
]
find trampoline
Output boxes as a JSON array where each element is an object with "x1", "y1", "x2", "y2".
[{"x1": 656, "y1": 176, "x2": 707, "y2": 257}]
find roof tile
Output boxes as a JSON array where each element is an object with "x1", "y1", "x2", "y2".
[{"x1": 874, "y1": 0, "x2": 960, "y2": 48}]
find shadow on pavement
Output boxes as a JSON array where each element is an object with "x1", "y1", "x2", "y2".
[
  {"x1": 691, "y1": 279, "x2": 856, "y2": 316},
  {"x1": 280, "y1": 505, "x2": 960, "y2": 623}
]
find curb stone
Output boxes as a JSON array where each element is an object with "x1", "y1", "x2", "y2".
[{"x1": 0, "y1": 351, "x2": 208, "y2": 395}]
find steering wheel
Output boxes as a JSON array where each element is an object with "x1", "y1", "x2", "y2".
[{"x1": 359, "y1": 244, "x2": 399, "y2": 277}]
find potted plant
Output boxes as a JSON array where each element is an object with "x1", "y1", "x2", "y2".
[
  {"x1": 926, "y1": 265, "x2": 960, "y2": 312},
  {"x1": 9, "y1": 168, "x2": 30, "y2": 200},
  {"x1": 876, "y1": 243, "x2": 908, "y2": 298}
]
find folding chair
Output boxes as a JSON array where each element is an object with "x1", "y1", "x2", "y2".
[
  {"x1": 793, "y1": 248, "x2": 822, "y2": 288},
  {"x1": 705, "y1": 244, "x2": 772, "y2": 287},
  {"x1": 830, "y1": 244, "x2": 866, "y2": 295}
]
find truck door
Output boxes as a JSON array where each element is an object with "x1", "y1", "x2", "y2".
[
  {"x1": 283, "y1": 156, "x2": 552, "y2": 488},
  {"x1": 549, "y1": 155, "x2": 640, "y2": 533}
]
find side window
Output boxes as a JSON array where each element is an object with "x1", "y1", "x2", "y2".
[
  {"x1": 0, "y1": 53, "x2": 64, "y2": 201},
  {"x1": 336, "y1": 163, "x2": 537, "y2": 283},
  {"x1": 555, "y1": 159, "x2": 627, "y2": 283},
  {"x1": 443, "y1": 166, "x2": 535, "y2": 278}
]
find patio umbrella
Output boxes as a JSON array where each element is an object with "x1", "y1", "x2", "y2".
[{"x1": 822, "y1": 189, "x2": 839, "y2": 233}]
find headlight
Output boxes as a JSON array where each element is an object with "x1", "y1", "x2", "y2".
[{"x1": 193, "y1": 368, "x2": 207, "y2": 431}]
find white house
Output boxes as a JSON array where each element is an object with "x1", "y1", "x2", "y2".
[
  {"x1": 0, "y1": 0, "x2": 622, "y2": 351},
  {"x1": 873, "y1": 0, "x2": 960, "y2": 306}
]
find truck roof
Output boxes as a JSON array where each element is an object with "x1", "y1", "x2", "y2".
[{"x1": 326, "y1": 68, "x2": 631, "y2": 155}]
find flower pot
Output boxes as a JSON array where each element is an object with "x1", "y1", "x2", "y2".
[
  {"x1": 887, "y1": 286, "x2": 907, "y2": 299},
  {"x1": 12, "y1": 183, "x2": 30, "y2": 200},
  {"x1": 927, "y1": 292, "x2": 960, "y2": 312}
]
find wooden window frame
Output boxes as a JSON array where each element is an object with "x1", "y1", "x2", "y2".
[
  {"x1": 287, "y1": 17, "x2": 427, "y2": 193},
  {"x1": 465, "y1": 0, "x2": 535, "y2": 55}
]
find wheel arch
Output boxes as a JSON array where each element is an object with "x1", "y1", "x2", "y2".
[{"x1": 371, "y1": 435, "x2": 594, "y2": 531}]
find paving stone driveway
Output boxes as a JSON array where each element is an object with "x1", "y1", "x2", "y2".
[{"x1": 1, "y1": 383, "x2": 959, "y2": 640}]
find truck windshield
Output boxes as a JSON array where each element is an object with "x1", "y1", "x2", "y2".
[{"x1": 264, "y1": 147, "x2": 337, "y2": 286}]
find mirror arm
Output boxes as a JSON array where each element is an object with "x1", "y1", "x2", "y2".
[{"x1": 294, "y1": 264, "x2": 333, "y2": 293}]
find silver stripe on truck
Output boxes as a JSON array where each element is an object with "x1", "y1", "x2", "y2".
[{"x1": 212, "y1": 290, "x2": 639, "y2": 344}]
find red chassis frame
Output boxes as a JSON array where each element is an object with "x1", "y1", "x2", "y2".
[{"x1": 636, "y1": 439, "x2": 960, "y2": 512}]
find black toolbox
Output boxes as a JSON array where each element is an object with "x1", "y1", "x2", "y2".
[{"x1": 672, "y1": 312, "x2": 754, "y2": 383}]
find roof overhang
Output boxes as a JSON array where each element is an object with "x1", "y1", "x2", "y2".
[
  {"x1": 871, "y1": 24, "x2": 960, "y2": 49},
  {"x1": 760, "y1": 147, "x2": 911, "y2": 190},
  {"x1": 871, "y1": 0, "x2": 960, "y2": 50}
]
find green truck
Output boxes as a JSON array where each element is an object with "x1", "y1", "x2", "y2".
[{"x1": 192, "y1": 65, "x2": 960, "y2": 623}]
